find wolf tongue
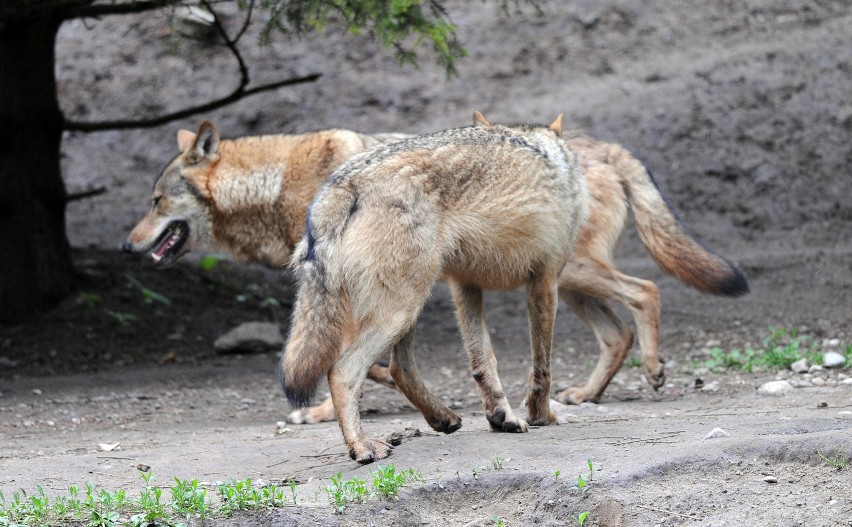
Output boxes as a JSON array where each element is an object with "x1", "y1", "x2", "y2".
[{"x1": 153, "y1": 232, "x2": 177, "y2": 259}]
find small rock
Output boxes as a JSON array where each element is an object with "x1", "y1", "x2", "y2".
[
  {"x1": 214, "y1": 322, "x2": 283, "y2": 354},
  {"x1": 31, "y1": 388, "x2": 42, "y2": 395},
  {"x1": 812, "y1": 377, "x2": 826, "y2": 387},
  {"x1": 790, "y1": 358, "x2": 809, "y2": 373},
  {"x1": 818, "y1": 401, "x2": 828, "y2": 408},
  {"x1": 841, "y1": 378, "x2": 852, "y2": 385},
  {"x1": 701, "y1": 380, "x2": 720, "y2": 392},
  {"x1": 763, "y1": 476, "x2": 778, "y2": 484},
  {"x1": 758, "y1": 380, "x2": 794, "y2": 396},
  {"x1": 702, "y1": 427, "x2": 729, "y2": 441},
  {"x1": 809, "y1": 365, "x2": 823, "y2": 373},
  {"x1": 823, "y1": 351, "x2": 846, "y2": 369}
]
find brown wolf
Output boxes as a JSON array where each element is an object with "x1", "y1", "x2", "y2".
[
  {"x1": 280, "y1": 115, "x2": 589, "y2": 462},
  {"x1": 123, "y1": 118, "x2": 748, "y2": 427}
]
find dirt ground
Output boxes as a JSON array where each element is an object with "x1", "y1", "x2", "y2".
[{"x1": 2, "y1": 1, "x2": 851, "y2": 525}]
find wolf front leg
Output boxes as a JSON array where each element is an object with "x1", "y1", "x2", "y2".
[
  {"x1": 451, "y1": 282, "x2": 527, "y2": 433},
  {"x1": 524, "y1": 270, "x2": 559, "y2": 426},
  {"x1": 390, "y1": 326, "x2": 462, "y2": 434}
]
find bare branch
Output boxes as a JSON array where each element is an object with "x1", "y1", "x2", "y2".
[
  {"x1": 63, "y1": 73, "x2": 321, "y2": 132},
  {"x1": 200, "y1": 0, "x2": 249, "y2": 85},
  {"x1": 66, "y1": 0, "x2": 180, "y2": 19}
]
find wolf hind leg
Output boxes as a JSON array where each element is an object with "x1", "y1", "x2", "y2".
[
  {"x1": 390, "y1": 326, "x2": 462, "y2": 434},
  {"x1": 554, "y1": 290, "x2": 634, "y2": 404},
  {"x1": 451, "y1": 282, "x2": 527, "y2": 433},
  {"x1": 558, "y1": 258, "x2": 664, "y2": 392}
]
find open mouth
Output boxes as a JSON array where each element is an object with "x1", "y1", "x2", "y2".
[{"x1": 150, "y1": 220, "x2": 189, "y2": 266}]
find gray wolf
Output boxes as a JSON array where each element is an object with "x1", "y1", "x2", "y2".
[{"x1": 280, "y1": 114, "x2": 589, "y2": 462}]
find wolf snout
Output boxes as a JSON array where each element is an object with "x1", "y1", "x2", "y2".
[{"x1": 121, "y1": 240, "x2": 136, "y2": 254}]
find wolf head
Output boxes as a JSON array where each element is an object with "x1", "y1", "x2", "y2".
[{"x1": 122, "y1": 120, "x2": 220, "y2": 267}]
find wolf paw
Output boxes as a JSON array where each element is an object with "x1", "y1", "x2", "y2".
[
  {"x1": 350, "y1": 438, "x2": 393, "y2": 464},
  {"x1": 286, "y1": 408, "x2": 326, "y2": 424},
  {"x1": 486, "y1": 409, "x2": 528, "y2": 433},
  {"x1": 526, "y1": 409, "x2": 558, "y2": 427},
  {"x1": 643, "y1": 358, "x2": 666, "y2": 390},
  {"x1": 428, "y1": 411, "x2": 462, "y2": 434},
  {"x1": 554, "y1": 387, "x2": 599, "y2": 405}
]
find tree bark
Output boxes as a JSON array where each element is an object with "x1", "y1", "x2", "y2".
[{"x1": 0, "y1": 16, "x2": 75, "y2": 323}]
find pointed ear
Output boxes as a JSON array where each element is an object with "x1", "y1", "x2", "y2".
[
  {"x1": 548, "y1": 114, "x2": 564, "y2": 137},
  {"x1": 472, "y1": 111, "x2": 492, "y2": 127},
  {"x1": 177, "y1": 129, "x2": 197, "y2": 152},
  {"x1": 186, "y1": 120, "x2": 220, "y2": 164}
]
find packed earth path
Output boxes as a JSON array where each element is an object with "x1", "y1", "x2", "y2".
[{"x1": 2, "y1": 1, "x2": 851, "y2": 526}]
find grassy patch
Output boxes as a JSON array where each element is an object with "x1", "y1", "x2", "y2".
[
  {"x1": 0, "y1": 471, "x2": 295, "y2": 527},
  {"x1": 323, "y1": 464, "x2": 424, "y2": 513},
  {"x1": 700, "y1": 327, "x2": 849, "y2": 372}
]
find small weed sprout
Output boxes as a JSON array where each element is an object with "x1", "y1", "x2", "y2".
[
  {"x1": 171, "y1": 477, "x2": 209, "y2": 518},
  {"x1": 104, "y1": 309, "x2": 138, "y2": 327},
  {"x1": 492, "y1": 514, "x2": 506, "y2": 526},
  {"x1": 575, "y1": 510, "x2": 590, "y2": 525},
  {"x1": 372, "y1": 465, "x2": 419, "y2": 499},
  {"x1": 817, "y1": 450, "x2": 850, "y2": 470},
  {"x1": 324, "y1": 472, "x2": 367, "y2": 513},
  {"x1": 287, "y1": 480, "x2": 299, "y2": 506},
  {"x1": 587, "y1": 459, "x2": 595, "y2": 481},
  {"x1": 125, "y1": 273, "x2": 172, "y2": 306},
  {"x1": 552, "y1": 469, "x2": 561, "y2": 481},
  {"x1": 577, "y1": 474, "x2": 587, "y2": 496},
  {"x1": 492, "y1": 456, "x2": 507, "y2": 470}
]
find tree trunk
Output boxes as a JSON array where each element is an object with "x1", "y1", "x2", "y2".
[{"x1": 0, "y1": 16, "x2": 75, "y2": 323}]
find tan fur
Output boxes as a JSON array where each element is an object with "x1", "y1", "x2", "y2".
[
  {"x1": 281, "y1": 117, "x2": 589, "y2": 462},
  {"x1": 124, "y1": 120, "x2": 373, "y2": 267},
  {"x1": 125, "y1": 119, "x2": 748, "y2": 428}
]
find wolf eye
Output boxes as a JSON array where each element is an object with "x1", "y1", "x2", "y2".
[{"x1": 152, "y1": 196, "x2": 162, "y2": 208}]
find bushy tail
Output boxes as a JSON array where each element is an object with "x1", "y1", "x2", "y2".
[
  {"x1": 279, "y1": 184, "x2": 356, "y2": 407},
  {"x1": 612, "y1": 145, "x2": 749, "y2": 296},
  {"x1": 279, "y1": 259, "x2": 346, "y2": 407}
]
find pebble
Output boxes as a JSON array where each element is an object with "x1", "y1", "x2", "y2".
[
  {"x1": 823, "y1": 351, "x2": 846, "y2": 368},
  {"x1": 701, "y1": 381, "x2": 720, "y2": 392},
  {"x1": 790, "y1": 358, "x2": 809, "y2": 373},
  {"x1": 811, "y1": 377, "x2": 826, "y2": 387},
  {"x1": 702, "y1": 427, "x2": 729, "y2": 441},
  {"x1": 809, "y1": 365, "x2": 823, "y2": 373},
  {"x1": 842, "y1": 378, "x2": 852, "y2": 385},
  {"x1": 758, "y1": 380, "x2": 793, "y2": 396},
  {"x1": 763, "y1": 476, "x2": 778, "y2": 483}
]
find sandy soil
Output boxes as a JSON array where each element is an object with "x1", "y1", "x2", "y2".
[{"x1": 2, "y1": 1, "x2": 851, "y2": 525}]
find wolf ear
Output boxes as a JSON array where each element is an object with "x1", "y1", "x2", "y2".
[
  {"x1": 186, "y1": 120, "x2": 220, "y2": 164},
  {"x1": 177, "y1": 129, "x2": 197, "y2": 152},
  {"x1": 472, "y1": 111, "x2": 492, "y2": 127},
  {"x1": 548, "y1": 114, "x2": 564, "y2": 137}
]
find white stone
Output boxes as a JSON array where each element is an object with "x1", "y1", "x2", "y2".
[
  {"x1": 758, "y1": 380, "x2": 794, "y2": 396},
  {"x1": 823, "y1": 351, "x2": 846, "y2": 368},
  {"x1": 841, "y1": 378, "x2": 852, "y2": 385},
  {"x1": 702, "y1": 427, "x2": 729, "y2": 441},
  {"x1": 790, "y1": 358, "x2": 809, "y2": 373},
  {"x1": 214, "y1": 322, "x2": 283, "y2": 353}
]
